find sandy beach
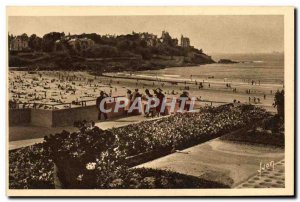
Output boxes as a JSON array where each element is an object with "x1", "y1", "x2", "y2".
[{"x1": 9, "y1": 69, "x2": 283, "y2": 112}]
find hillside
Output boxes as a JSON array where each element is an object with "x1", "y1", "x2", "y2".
[{"x1": 9, "y1": 31, "x2": 215, "y2": 72}]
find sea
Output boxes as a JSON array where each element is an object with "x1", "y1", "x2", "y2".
[{"x1": 131, "y1": 53, "x2": 284, "y2": 86}]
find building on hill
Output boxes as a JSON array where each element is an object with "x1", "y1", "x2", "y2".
[
  {"x1": 78, "y1": 38, "x2": 95, "y2": 49},
  {"x1": 172, "y1": 38, "x2": 179, "y2": 46},
  {"x1": 54, "y1": 37, "x2": 95, "y2": 52},
  {"x1": 9, "y1": 36, "x2": 29, "y2": 51},
  {"x1": 160, "y1": 31, "x2": 178, "y2": 47},
  {"x1": 180, "y1": 35, "x2": 190, "y2": 48},
  {"x1": 161, "y1": 31, "x2": 171, "y2": 43},
  {"x1": 67, "y1": 38, "x2": 95, "y2": 51},
  {"x1": 140, "y1": 33, "x2": 158, "y2": 47}
]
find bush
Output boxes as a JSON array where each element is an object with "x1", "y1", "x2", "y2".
[
  {"x1": 9, "y1": 55, "x2": 32, "y2": 67},
  {"x1": 82, "y1": 45, "x2": 119, "y2": 58},
  {"x1": 9, "y1": 105, "x2": 270, "y2": 189},
  {"x1": 274, "y1": 90, "x2": 284, "y2": 118}
]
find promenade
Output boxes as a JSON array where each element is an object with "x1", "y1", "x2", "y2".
[
  {"x1": 9, "y1": 109, "x2": 285, "y2": 189},
  {"x1": 9, "y1": 115, "x2": 147, "y2": 150}
]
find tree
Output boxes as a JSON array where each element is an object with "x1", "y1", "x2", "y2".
[
  {"x1": 139, "y1": 40, "x2": 147, "y2": 48},
  {"x1": 42, "y1": 32, "x2": 65, "y2": 52},
  {"x1": 20, "y1": 33, "x2": 29, "y2": 41},
  {"x1": 8, "y1": 34, "x2": 13, "y2": 50},
  {"x1": 78, "y1": 33, "x2": 102, "y2": 44},
  {"x1": 82, "y1": 44, "x2": 119, "y2": 58},
  {"x1": 134, "y1": 47, "x2": 151, "y2": 60},
  {"x1": 116, "y1": 40, "x2": 130, "y2": 50},
  {"x1": 28, "y1": 34, "x2": 42, "y2": 51},
  {"x1": 75, "y1": 41, "x2": 82, "y2": 52},
  {"x1": 274, "y1": 90, "x2": 284, "y2": 118}
]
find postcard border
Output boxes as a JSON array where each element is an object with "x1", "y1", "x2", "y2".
[{"x1": 6, "y1": 6, "x2": 295, "y2": 197}]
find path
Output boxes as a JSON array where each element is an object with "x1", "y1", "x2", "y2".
[
  {"x1": 136, "y1": 138, "x2": 284, "y2": 187},
  {"x1": 9, "y1": 115, "x2": 148, "y2": 150}
]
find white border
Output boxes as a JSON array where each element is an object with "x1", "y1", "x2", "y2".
[{"x1": 1, "y1": 1, "x2": 298, "y2": 201}]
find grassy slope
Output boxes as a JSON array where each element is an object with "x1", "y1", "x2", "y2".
[{"x1": 9, "y1": 51, "x2": 215, "y2": 71}]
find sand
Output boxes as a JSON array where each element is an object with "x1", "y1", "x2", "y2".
[{"x1": 8, "y1": 70, "x2": 283, "y2": 112}]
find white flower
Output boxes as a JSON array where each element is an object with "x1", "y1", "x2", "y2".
[
  {"x1": 77, "y1": 174, "x2": 83, "y2": 181},
  {"x1": 86, "y1": 162, "x2": 96, "y2": 170}
]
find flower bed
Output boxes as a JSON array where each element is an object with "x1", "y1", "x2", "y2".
[
  {"x1": 9, "y1": 143, "x2": 54, "y2": 189},
  {"x1": 102, "y1": 168, "x2": 229, "y2": 188},
  {"x1": 220, "y1": 114, "x2": 284, "y2": 147},
  {"x1": 9, "y1": 104, "x2": 271, "y2": 189},
  {"x1": 112, "y1": 104, "x2": 270, "y2": 157}
]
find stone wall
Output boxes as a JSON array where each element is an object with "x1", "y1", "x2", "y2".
[
  {"x1": 52, "y1": 102, "x2": 126, "y2": 127},
  {"x1": 9, "y1": 100, "x2": 193, "y2": 127},
  {"x1": 31, "y1": 109, "x2": 53, "y2": 127},
  {"x1": 9, "y1": 108, "x2": 31, "y2": 126},
  {"x1": 9, "y1": 102, "x2": 127, "y2": 127}
]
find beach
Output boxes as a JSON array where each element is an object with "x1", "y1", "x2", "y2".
[
  {"x1": 9, "y1": 69, "x2": 282, "y2": 113},
  {"x1": 8, "y1": 52, "x2": 284, "y2": 112}
]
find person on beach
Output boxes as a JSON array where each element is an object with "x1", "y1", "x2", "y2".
[
  {"x1": 143, "y1": 89, "x2": 155, "y2": 117},
  {"x1": 199, "y1": 82, "x2": 203, "y2": 89},
  {"x1": 264, "y1": 94, "x2": 266, "y2": 100},
  {"x1": 179, "y1": 90, "x2": 191, "y2": 111},
  {"x1": 125, "y1": 89, "x2": 132, "y2": 115},
  {"x1": 132, "y1": 89, "x2": 142, "y2": 101},
  {"x1": 96, "y1": 91, "x2": 108, "y2": 121},
  {"x1": 154, "y1": 88, "x2": 165, "y2": 116},
  {"x1": 249, "y1": 97, "x2": 251, "y2": 103}
]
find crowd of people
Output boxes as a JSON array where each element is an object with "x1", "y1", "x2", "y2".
[
  {"x1": 8, "y1": 71, "x2": 115, "y2": 110},
  {"x1": 95, "y1": 88, "x2": 192, "y2": 120},
  {"x1": 9, "y1": 71, "x2": 280, "y2": 115}
]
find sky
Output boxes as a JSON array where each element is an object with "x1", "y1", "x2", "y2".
[{"x1": 8, "y1": 15, "x2": 284, "y2": 54}]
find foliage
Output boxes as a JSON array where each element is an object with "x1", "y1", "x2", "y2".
[
  {"x1": 9, "y1": 105, "x2": 270, "y2": 189},
  {"x1": 42, "y1": 32, "x2": 65, "y2": 52},
  {"x1": 81, "y1": 44, "x2": 119, "y2": 58},
  {"x1": 221, "y1": 115, "x2": 284, "y2": 147},
  {"x1": 274, "y1": 90, "x2": 284, "y2": 118},
  {"x1": 28, "y1": 34, "x2": 43, "y2": 51},
  {"x1": 9, "y1": 143, "x2": 54, "y2": 189},
  {"x1": 10, "y1": 31, "x2": 211, "y2": 59},
  {"x1": 111, "y1": 104, "x2": 270, "y2": 156}
]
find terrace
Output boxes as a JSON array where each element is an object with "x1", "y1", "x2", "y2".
[{"x1": 9, "y1": 104, "x2": 284, "y2": 189}]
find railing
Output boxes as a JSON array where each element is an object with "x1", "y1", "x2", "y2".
[
  {"x1": 9, "y1": 97, "x2": 230, "y2": 110},
  {"x1": 9, "y1": 102, "x2": 72, "y2": 110},
  {"x1": 8, "y1": 96, "x2": 127, "y2": 110}
]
